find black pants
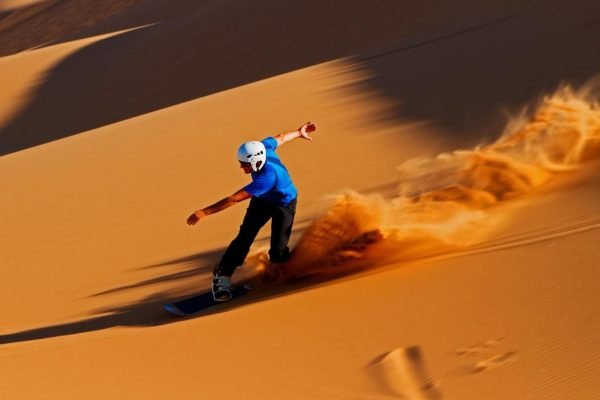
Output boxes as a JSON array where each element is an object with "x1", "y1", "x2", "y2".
[{"x1": 215, "y1": 197, "x2": 297, "y2": 277}]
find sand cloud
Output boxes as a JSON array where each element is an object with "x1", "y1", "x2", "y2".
[{"x1": 280, "y1": 81, "x2": 600, "y2": 279}]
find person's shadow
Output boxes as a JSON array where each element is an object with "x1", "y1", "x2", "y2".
[
  {"x1": 0, "y1": 246, "x2": 328, "y2": 346},
  {"x1": 0, "y1": 221, "x2": 337, "y2": 346}
]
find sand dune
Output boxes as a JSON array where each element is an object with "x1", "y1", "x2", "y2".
[
  {"x1": 0, "y1": 0, "x2": 555, "y2": 155},
  {"x1": 0, "y1": 0, "x2": 138, "y2": 56},
  {"x1": 0, "y1": 0, "x2": 599, "y2": 399}
]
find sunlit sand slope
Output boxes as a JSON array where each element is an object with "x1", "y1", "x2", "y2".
[{"x1": 0, "y1": 0, "x2": 599, "y2": 399}]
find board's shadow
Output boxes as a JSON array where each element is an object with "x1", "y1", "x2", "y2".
[{"x1": 0, "y1": 269, "x2": 342, "y2": 346}]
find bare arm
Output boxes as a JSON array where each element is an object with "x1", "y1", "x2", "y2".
[
  {"x1": 274, "y1": 121, "x2": 316, "y2": 147},
  {"x1": 187, "y1": 188, "x2": 251, "y2": 225}
]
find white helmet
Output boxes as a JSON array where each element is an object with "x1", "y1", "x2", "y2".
[{"x1": 237, "y1": 141, "x2": 267, "y2": 172}]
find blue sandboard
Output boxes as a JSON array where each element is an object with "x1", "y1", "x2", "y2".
[{"x1": 163, "y1": 285, "x2": 252, "y2": 316}]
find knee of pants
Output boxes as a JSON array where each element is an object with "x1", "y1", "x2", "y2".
[{"x1": 233, "y1": 226, "x2": 261, "y2": 246}]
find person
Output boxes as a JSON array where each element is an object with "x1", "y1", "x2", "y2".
[{"x1": 186, "y1": 121, "x2": 316, "y2": 301}]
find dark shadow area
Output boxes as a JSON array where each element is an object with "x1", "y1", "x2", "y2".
[
  {"x1": 0, "y1": 9, "x2": 12, "y2": 23},
  {"x1": 93, "y1": 215, "x2": 319, "y2": 297},
  {"x1": 0, "y1": 0, "x2": 139, "y2": 56},
  {"x1": 0, "y1": 291, "x2": 172, "y2": 345},
  {"x1": 0, "y1": 0, "x2": 542, "y2": 155},
  {"x1": 49, "y1": 0, "x2": 199, "y2": 44},
  {"x1": 91, "y1": 247, "x2": 226, "y2": 296},
  {"x1": 349, "y1": 0, "x2": 600, "y2": 149},
  {"x1": 0, "y1": 263, "x2": 353, "y2": 346}
]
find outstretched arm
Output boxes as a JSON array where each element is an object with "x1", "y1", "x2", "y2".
[
  {"x1": 274, "y1": 121, "x2": 316, "y2": 147},
  {"x1": 187, "y1": 188, "x2": 252, "y2": 225}
]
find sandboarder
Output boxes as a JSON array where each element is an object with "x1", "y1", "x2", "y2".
[{"x1": 186, "y1": 122, "x2": 316, "y2": 301}]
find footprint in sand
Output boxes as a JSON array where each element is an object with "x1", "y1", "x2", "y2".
[
  {"x1": 455, "y1": 337, "x2": 504, "y2": 356},
  {"x1": 455, "y1": 338, "x2": 518, "y2": 374},
  {"x1": 472, "y1": 351, "x2": 519, "y2": 373}
]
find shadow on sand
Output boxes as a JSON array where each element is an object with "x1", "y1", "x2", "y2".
[
  {"x1": 1, "y1": 0, "x2": 578, "y2": 155},
  {"x1": 0, "y1": 220, "x2": 319, "y2": 346},
  {"x1": 5, "y1": 185, "x2": 599, "y2": 346},
  {"x1": 0, "y1": 258, "x2": 338, "y2": 346},
  {"x1": 345, "y1": 0, "x2": 600, "y2": 148}
]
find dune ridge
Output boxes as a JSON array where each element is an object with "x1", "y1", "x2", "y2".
[{"x1": 0, "y1": 0, "x2": 139, "y2": 56}]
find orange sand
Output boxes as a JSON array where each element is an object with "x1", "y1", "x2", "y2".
[{"x1": 1, "y1": 1, "x2": 599, "y2": 399}]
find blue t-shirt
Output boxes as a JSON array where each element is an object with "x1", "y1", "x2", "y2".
[{"x1": 244, "y1": 137, "x2": 297, "y2": 206}]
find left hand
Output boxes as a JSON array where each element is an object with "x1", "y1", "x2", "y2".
[
  {"x1": 187, "y1": 209, "x2": 208, "y2": 226},
  {"x1": 298, "y1": 121, "x2": 316, "y2": 140}
]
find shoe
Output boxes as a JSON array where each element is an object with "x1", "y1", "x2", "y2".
[
  {"x1": 211, "y1": 275, "x2": 232, "y2": 302},
  {"x1": 263, "y1": 262, "x2": 283, "y2": 282}
]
